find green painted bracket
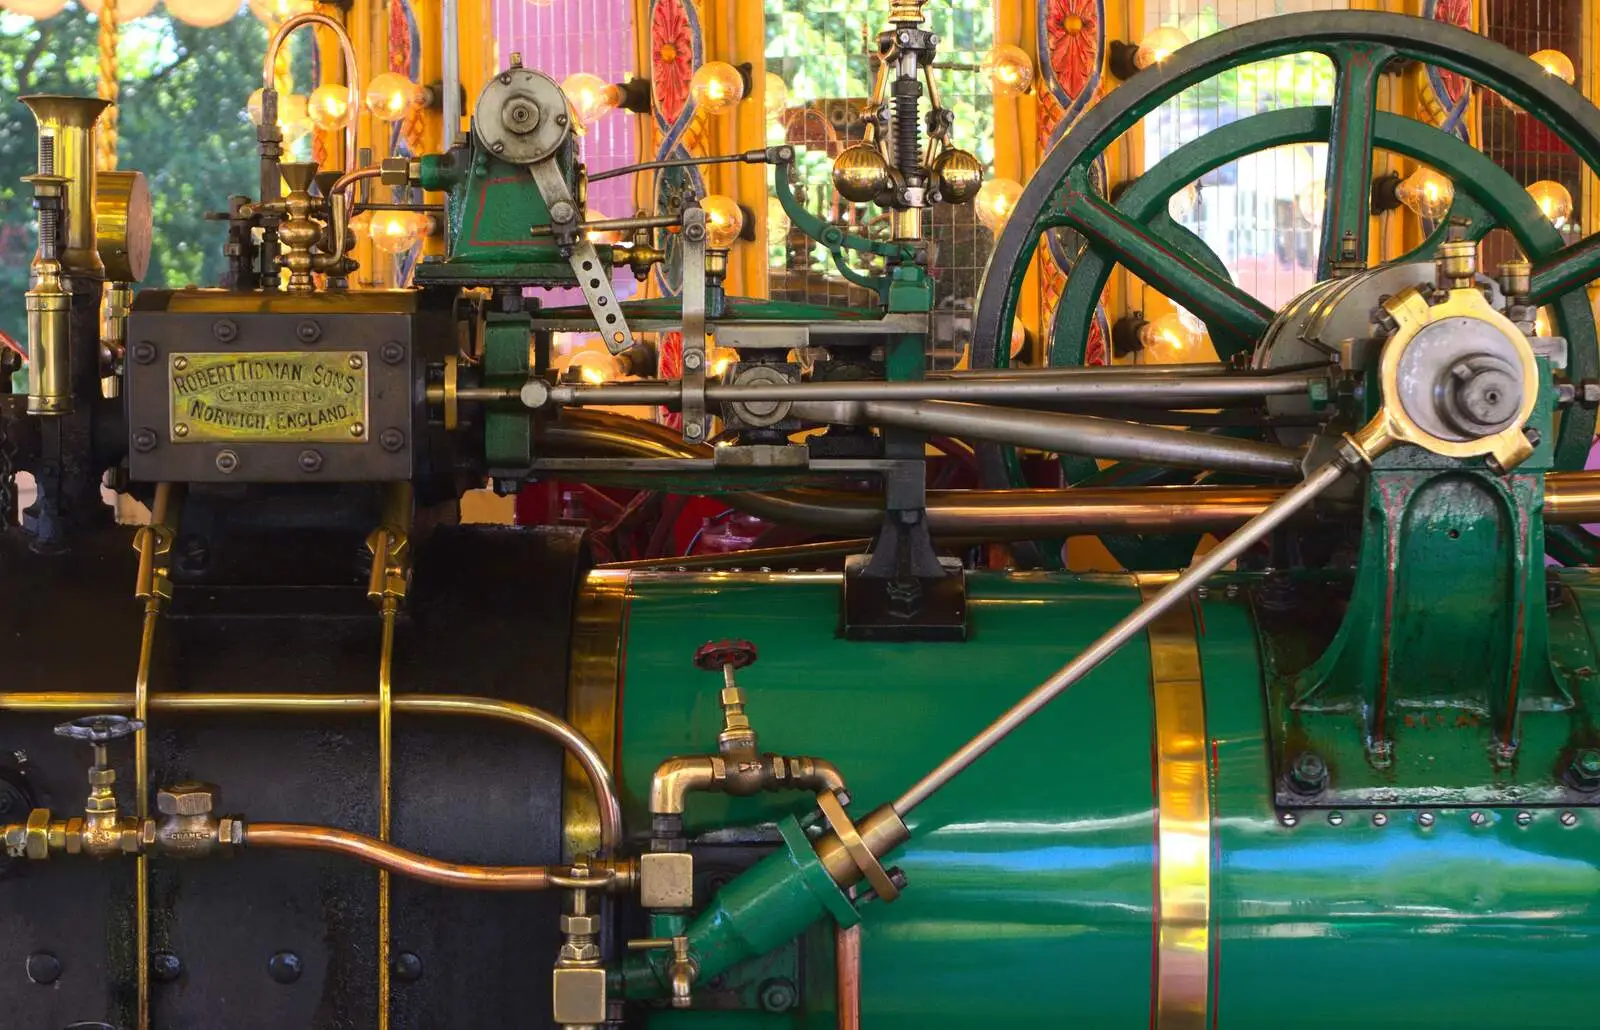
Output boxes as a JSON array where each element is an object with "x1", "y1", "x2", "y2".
[
  {"x1": 1261, "y1": 367, "x2": 1573, "y2": 803},
  {"x1": 771, "y1": 157, "x2": 918, "y2": 305},
  {"x1": 615, "y1": 815, "x2": 859, "y2": 1002}
]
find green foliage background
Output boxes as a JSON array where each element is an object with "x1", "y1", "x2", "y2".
[{"x1": 0, "y1": 8, "x2": 276, "y2": 341}]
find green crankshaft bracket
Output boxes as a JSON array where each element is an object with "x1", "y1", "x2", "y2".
[
  {"x1": 615, "y1": 815, "x2": 860, "y2": 1001},
  {"x1": 972, "y1": 11, "x2": 1600, "y2": 470},
  {"x1": 770, "y1": 157, "x2": 931, "y2": 313}
]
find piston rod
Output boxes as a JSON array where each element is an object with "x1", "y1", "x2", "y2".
[{"x1": 539, "y1": 372, "x2": 1324, "y2": 410}]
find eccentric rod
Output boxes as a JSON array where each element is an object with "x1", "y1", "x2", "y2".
[{"x1": 893, "y1": 439, "x2": 1370, "y2": 815}]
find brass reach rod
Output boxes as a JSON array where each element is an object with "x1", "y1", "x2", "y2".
[
  {"x1": 376, "y1": 602, "x2": 396, "y2": 1030},
  {"x1": 894, "y1": 443, "x2": 1367, "y2": 815},
  {"x1": 244, "y1": 824, "x2": 558, "y2": 890},
  {"x1": 0, "y1": 693, "x2": 624, "y2": 852}
]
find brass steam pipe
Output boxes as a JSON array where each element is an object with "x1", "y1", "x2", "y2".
[
  {"x1": 648, "y1": 755, "x2": 848, "y2": 817},
  {"x1": 0, "y1": 692, "x2": 623, "y2": 853},
  {"x1": 260, "y1": 13, "x2": 360, "y2": 177},
  {"x1": 243, "y1": 824, "x2": 635, "y2": 892}
]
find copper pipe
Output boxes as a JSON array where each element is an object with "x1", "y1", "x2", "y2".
[
  {"x1": 332, "y1": 166, "x2": 382, "y2": 197},
  {"x1": 246, "y1": 823, "x2": 557, "y2": 890},
  {"x1": 0, "y1": 692, "x2": 623, "y2": 853},
  {"x1": 836, "y1": 922, "x2": 862, "y2": 1030}
]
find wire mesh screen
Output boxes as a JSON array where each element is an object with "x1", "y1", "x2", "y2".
[
  {"x1": 765, "y1": 1, "x2": 995, "y2": 365},
  {"x1": 1140, "y1": 0, "x2": 1347, "y2": 321},
  {"x1": 1475, "y1": 0, "x2": 1584, "y2": 275},
  {"x1": 496, "y1": 0, "x2": 640, "y2": 305}
]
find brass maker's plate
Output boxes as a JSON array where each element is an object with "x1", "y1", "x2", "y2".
[{"x1": 170, "y1": 351, "x2": 369, "y2": 444}]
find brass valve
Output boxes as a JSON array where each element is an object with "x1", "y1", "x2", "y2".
[
  {"x1": 626, "y1": 936, "x2": 697, "y2": 1009},
  {"x1": 553, "y1": 864, "x2": 608, "y2": 1029}
]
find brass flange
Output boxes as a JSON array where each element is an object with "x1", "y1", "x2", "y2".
[
  {"x1": 1350, "y1": 284, "x2": 1540, "y2": 472},
  {"x1": 813, "y1": 794, "x2": 908, "y2": 902}
]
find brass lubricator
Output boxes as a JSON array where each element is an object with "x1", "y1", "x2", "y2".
[{"x1": 238, "y1": 161, "x2": 359, "y2": 292}]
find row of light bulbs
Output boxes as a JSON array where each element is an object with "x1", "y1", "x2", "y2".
[
  {"x1": 1, "y1": 0, "x2": 315, "y2": 27},
  {"x1": 245, "y1": 71, "x2": 427, "y2": 143}
]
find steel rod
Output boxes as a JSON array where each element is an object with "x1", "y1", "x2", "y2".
[
  {"x1": 801, "y1": 399, "x2": 1304, "y2": 479},
  {"x1": 547, "y1": 373, "x2": 1322, "y2": 410},
  {"x1": 893, "y1": 445, "x2": 1362, "y2": 816}
]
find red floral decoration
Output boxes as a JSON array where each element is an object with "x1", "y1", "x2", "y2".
[
  {"x1": 658, "y1": 330, "x2": 684, "y2": 429},
  {"x1": 1084, "y1": 313, "x2": 1107, "y2": 366},
  {"x1": 652, "y1": 0, "x2": 695, "y2": 124},
  {"x1": 1432, "y1": 0, "x2": 1471, "y2": 106},
  {"x1": 1046, "y1": 0, "x2": 1100, "y2": 103}
]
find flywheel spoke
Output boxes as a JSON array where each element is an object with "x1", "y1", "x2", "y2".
[
  {"x1": 1063, "y1": 179, "x2": 1274, "y2": 351},
  {"x1": 1529, "y1": 235, "x2": 1600, "y2": 306},
  {"x1": 1318, "y1": 43, "x2": 1395, "y2": 279}
]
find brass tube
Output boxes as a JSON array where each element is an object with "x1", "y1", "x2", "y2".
[
  {"x1": 261, "y1": 14, "x2": 360, "y2": 170},
  {"x1": 0, "y1": 693, "x2": 623, "y2": 852},
  {"x1": 246, "y1": 823, "x2": 555, "y2": 890},
  {"x1": 376, "y1": 603, "x2": 396, "y2": 1030}
]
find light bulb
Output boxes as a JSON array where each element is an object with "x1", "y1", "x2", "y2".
[
  {"x1": 1009, "y1": 317, "x2": 1027, "y2": 359},
  {"x1": 369, "y1": 210, "x2": 427, "y2": 254},
  {"x1": 689, "y1": 61, "x2": 746, "y2": 116},
  {"x1": 766, "y1": 195, "x2": 791, "y2": 248},
  {"x1": 1136, "y1": 26, "x2": 1190, "y2": 70},
  {"x1": 709, "y1": 345, "x2": 739, "y2": 378},
  {"x1": 701, "y1": 194, "x2": 744, "y2": 250},
  {"x1": 1295, "y1": 179, "x2": 1326, "y2": 227},
  {"x1": 164, "y1": 0, "x2": 238, "y2": 26},
  {"x1": 1395, "y1": 166, "x2": 1453, "y2": 221},
  {"x1": 562, "y1": 72, "x2": 620, "y2": 126},
  {"x1": 1531, "y1": 49, "x2": 1576, "y2": 86},
  {"x1": 365, "y1": 72, "x2": 423, "y2": 123},
  {"x1": 569, "y1": 348, "x2": 621, "y2": 385},
  {"x1": 246, "y1": 0, "x2": 311, "y2": 22},
  {"x1": 0, "y1": 0, "x2": 67, "y2": 17},
  {"x1": 983, "y1": 44, "x2": 1035, "y2": 97},
  {"x1": 1535, "y1": 307, "x2": 1553, "y2": 337},
  {"x1": 976, "y1": 178, "x2": 1023, "y2": 233},
  {"x1": 250, "y1": 91, "x2": 313, "y2": 142},
  {"x1": 585, "y1": 209, "x2": 623, "y2": 246},
  {"x1": 1168, "y1": 182, "x2": 1199, "y2": 222},
  {"x1": 764, "y1": 72, "x2": 788, "y2": 121},
  {"x1": 1139, "y1": 312, "x2": 1202, "y2": 363},
  {"x1": 307, "y1": 83, "x2": 352, "y2": 131},
  {"x1": 1528, "y1": 180, "x2": 1573, "y2": 228},
  {"x1": 347, "y1": 211, "x2": 373, "y2": 239},
  {"x1": 81, "y1": 0, "x2": 158, "y2": 17}
]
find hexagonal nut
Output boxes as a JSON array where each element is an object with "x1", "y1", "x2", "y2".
[
  {"x1": 157, "y1": 782, "x2": 215, "y2": 817},
  {"x1": 640, "y1": 851, "x2": 695, "y2": 909},
  {"x1": 1582, "y1": 380, "x2": 1600, "y2": 406},
  {"x1": 560, "y1": 912, "x2": 600, "y2": 937},
  {"x1": 24, "y1": 809, "x2": 50, "y2": 860},
  {"x1": 379, "y1": 156, "x2": 415, "y2": 188},
  {"x1": 552, "y1": 966, "x2": 607, "y2": 1026},
  {"x1": 217, "y1": 817, "x2": 244, "y2": 848},
  {"x1": 140, "y1": 820, "x2": 158, "y2": 847}
]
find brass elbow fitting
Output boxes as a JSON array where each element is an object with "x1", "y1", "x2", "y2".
[{"x1": 648, "y1": 640, "x2": 850, "y2": 818}]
